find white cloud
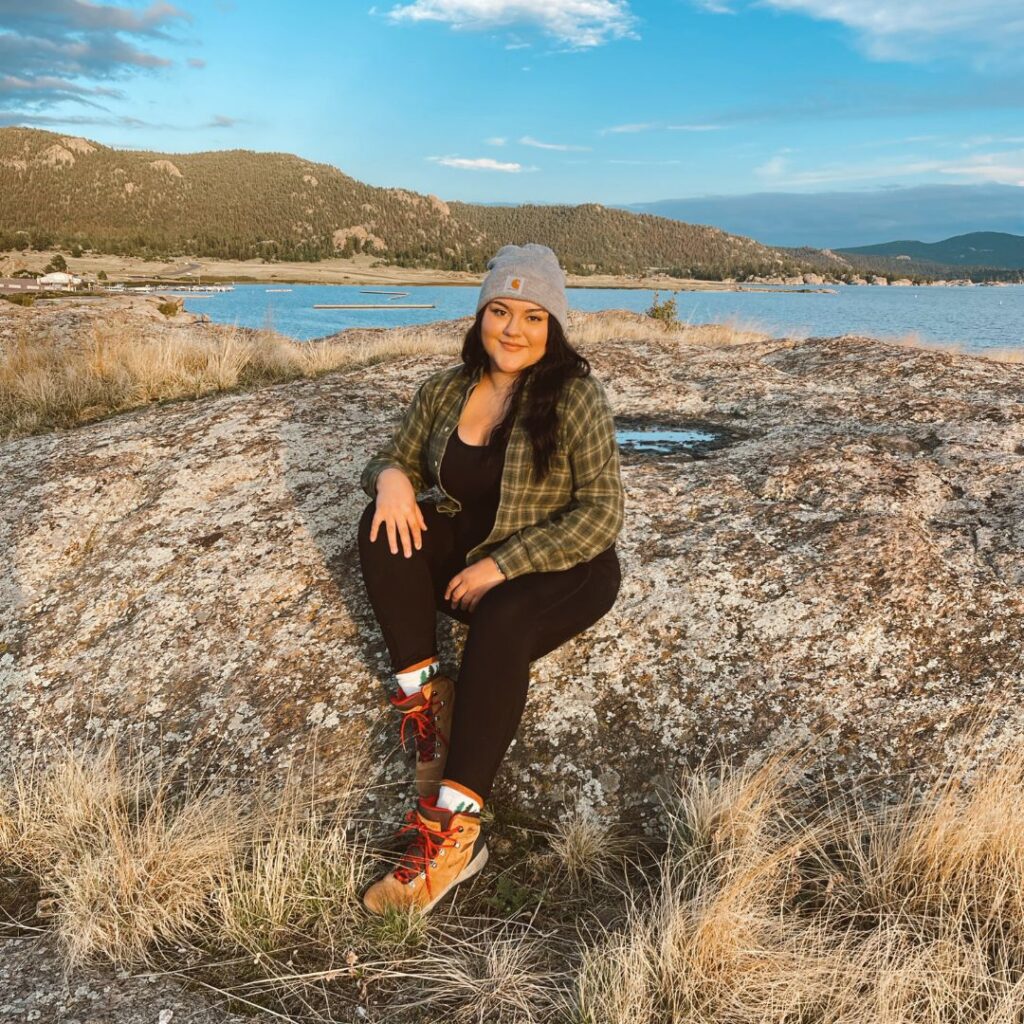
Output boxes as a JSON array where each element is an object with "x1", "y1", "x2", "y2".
[
  {"x1": 755, "y1": 149, "x2": 792, "y2": 177},
  {"x1": 485, "y1": 136, "x2": 507, "y2": 145},
  {"x1": 940, "y1": 151, "x2": 1024, "y2": 185},
  {"x1": 667, "y1": 123, "x2": 724, "y2": 131},
  {"x1": 519, "y1": 135, "x2": 591, "y2": 150},
  {"x1": 427, "y1": 155, "x2": 536, "y2": 171},
  {"x1": 385, "y1": 0, "x2": 638, "y2": 48},
  {"x1": 749, "y1": 148, "x2": 1024, "y2": 187},
  {"x1": 599, "y1": 121, "x2": 656, "y2": 134},
  {"x1": 746, "y1": 0, "x2": 1024, "y2": 63},
  {"x1": 960, "y1": 134, "x2": 1024, "y2": 148}
]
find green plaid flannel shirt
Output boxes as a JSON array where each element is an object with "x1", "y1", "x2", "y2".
[{"x1": 360, "y1": 362, "x2": 624, "y2": 580}]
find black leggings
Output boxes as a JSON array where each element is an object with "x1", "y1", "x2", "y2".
[{"x1": 357, "y1": 499, "x2": 621, "y2": 802}]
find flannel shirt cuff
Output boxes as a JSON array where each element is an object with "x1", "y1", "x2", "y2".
[
  {"x1": 360, "y1": 464, "x2": 382, "y2": 500},
  {"x1": 489, "y1": 537, "x2": 533, "y2": 581},
  {"x1": 361, "y1": 460, "x2": 423, "y2": 500}
]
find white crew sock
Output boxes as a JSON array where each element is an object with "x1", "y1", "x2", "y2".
[
  {"x1": 395, "y1": 658, "x2": 439, "y2": 697},
  {"x1": 436, "y1": 781, "x2": 482, "y2": 815}
]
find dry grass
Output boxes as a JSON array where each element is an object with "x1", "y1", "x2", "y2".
[
  {"x1": 212, "y1": 757, "x2": 377, "y2": 962},
  {"x1": 972, "y1": 346, "x2": 1024, "y2": 363},
  {"x1": 886, "y1": 330, "x2": 1024, "y2": 363},
  {"x1": 0, "y1": 319, "x2": 461, "y2": 439},
  {"x1": 569, "y1": 309, "x2": 771, "y2": 347},
  {"x1": 546, "y1": 806, "x2": 632, "y2": 892},
  {"x1": 0, "y1": 737, "x2": 247, "y2": 967},
  {"x1": 5, "y1": 309, "x2": 1017, "y2": 441},
  {"x1": 0, "y1": 310, "x2": 780, "y2": 440},
  {"x1": 575, "y1": 725, "x2": 1024, "y2": 1024},
  {"x1": 5, "y1": 715, "x2": 1024, "y2": 1022}
]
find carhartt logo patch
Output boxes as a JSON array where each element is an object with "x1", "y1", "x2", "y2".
[{"x1": 503, "y1": 274, "x2": 524, "y2": 292}]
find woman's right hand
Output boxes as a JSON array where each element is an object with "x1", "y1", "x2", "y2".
[{"x1": 370, "y1": 467, "x2": 428, "y2": 557}]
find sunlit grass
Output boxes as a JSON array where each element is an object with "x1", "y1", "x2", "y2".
[
  {"x1": 3, "y1": 712, "x2": 1023, "y2": 1023},
  {"x1": 0, "y1": 320, "x2": 460, "y2": 439}
]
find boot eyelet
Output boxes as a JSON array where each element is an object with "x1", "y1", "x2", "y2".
[
  {"x1": 457, "y1": 826, "x2": 464, "y2": 832},
  {"x1": 430, "y1": 860, "x2": 437, "y2": 868},
  {"x1": 453, "y1": 841, "x2": 459, "y2": 848}
]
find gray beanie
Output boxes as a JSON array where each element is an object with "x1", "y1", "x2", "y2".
[{"x1": 476, "y1": 242, "x2": 569, "y2": 332}]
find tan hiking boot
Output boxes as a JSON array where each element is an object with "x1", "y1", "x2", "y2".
[
  {"x1": 362, "y1": 795, "x2": 488, "y2": 914},
  {"x1": 388, "y1": 674, "x2": 455, "y2": 798}
]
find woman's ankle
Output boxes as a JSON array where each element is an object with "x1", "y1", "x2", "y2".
[{"x1": 394, "y1": 656, "x2": 440, "y2": 696}]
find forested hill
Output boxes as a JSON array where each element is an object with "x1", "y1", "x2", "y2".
[
  {"x1": 2, "y1": 127, "x2": 811, "y2": 279},
  {"x1": 838, "y1": 232, "x2": 1024, "y2": 270}
]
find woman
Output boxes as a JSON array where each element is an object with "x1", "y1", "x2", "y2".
[{"x1": 356, "y1": 242, "x2": 624, "y2": 914}]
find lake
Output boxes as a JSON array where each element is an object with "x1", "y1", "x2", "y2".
[{"x1": 175, "y1": 282, "x2": 1024, "y2": 354}]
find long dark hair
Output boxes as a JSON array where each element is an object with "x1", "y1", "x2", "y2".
[{"x1": 460, "y1": 306, "x2": 590, "y2": 482}]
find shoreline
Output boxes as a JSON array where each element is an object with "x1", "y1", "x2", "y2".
[
  {"x1": 7, "y1": 250, "x2": 1004, "y2": 291},
  {"x1": 0, "y1": 250, "x2": 765, "y2": 291}
]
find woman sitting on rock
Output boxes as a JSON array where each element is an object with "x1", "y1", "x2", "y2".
[{"x1": 356, "y1": 242, "x2": 625, "y2": 914}]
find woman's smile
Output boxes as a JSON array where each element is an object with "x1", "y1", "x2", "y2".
[{"x1": 480, "y1": 297, "x2": 549, "y2": 386}]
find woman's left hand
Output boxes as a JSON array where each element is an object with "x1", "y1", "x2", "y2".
[{"x1": 445, "y1": 557, "x2": 507, "y2": 613}]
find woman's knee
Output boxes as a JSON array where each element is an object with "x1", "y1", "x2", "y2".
[{"x1": 467, "y1": 584, "x2": 536, "y2": 644}]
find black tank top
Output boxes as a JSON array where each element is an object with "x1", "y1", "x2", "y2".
[
  {"x1": 439, "y1": 424, "x2": 508, "y2": 553},
  {"x1": 439, "y1": 420, "x2": 619, "y2": 565}
]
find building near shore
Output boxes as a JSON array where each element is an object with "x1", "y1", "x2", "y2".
[{"x1": 37, "y1": 271, "x2": 83, "y2": 291}]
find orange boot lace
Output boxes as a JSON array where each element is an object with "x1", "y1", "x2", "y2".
[
  {"x1": 389, "y1": 690, "x2": 449, "y2": 764},
  {"x1": 391, "y1": 809, "x2": 465, "y2": 898}
]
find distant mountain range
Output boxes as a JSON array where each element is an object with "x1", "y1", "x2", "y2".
[
  {"x1": 0, "y1": 127, "x2": 807, "y2": 281},
  {"x1": 2, "y1": 128, "x2": 1021, "y2": 283},
  {"x1": 838, "y1": 232, "x2": 1024, "y2": 270},
  {"x1": 621, "y1": 184, "x2": 1024, "y2": 250}
]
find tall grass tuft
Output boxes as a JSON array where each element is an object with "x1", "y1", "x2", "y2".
[
  {"x1": 547, "y1": 806, "x2": 631, "y2": 892},
  {"x1": 0, "y1": 737, "x2": 246, "y2": 968},
  {"x1": 211, "y1": 752, "x2": 378, "y2": 962},
  {"x1": 575, "y1": 729, "x2": 1024, "y2": 1024}
]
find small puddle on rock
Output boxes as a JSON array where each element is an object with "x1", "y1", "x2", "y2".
[{"x1": 614, "y1": 417, "x2": 748, "y2": 460}]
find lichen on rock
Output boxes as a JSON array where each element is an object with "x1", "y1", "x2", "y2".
[{"x1": 1, "y1": 316, "x2": 1023, "y2": 836}]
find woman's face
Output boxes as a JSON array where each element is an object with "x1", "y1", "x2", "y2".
[{"x1": 480, "y1": 297, "x2": 550, "y2": 378}]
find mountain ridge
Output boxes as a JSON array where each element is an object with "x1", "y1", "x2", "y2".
[
  {"x1": 0, "y1": 127, "x2": 804, "y2": 281},
  {"x1": 837, "y1": 231, "x2": 1024, "y2": 270},
  {"x1": 622, "y1": 184, "x2": 1024, "y2": 251}
]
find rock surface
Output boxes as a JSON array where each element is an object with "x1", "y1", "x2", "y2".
[
  {"x1": 2, "y1": 318, "x2": 1023, "y2": 814},
  {"x1": 0, "y1": 292, "x2": 212, "y2": 353},
  {"x1": 3, "y1": 313, "x2": 1024, "y2": 1015},
  {"x1": 0, "y1": 936, "x2": 271, "y2": 1024}
]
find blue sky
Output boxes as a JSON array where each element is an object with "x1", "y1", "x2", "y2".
[{"x1": 3, "y1": 0, "x2": 1024, "y2": 207}]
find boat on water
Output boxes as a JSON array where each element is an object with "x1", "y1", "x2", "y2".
[
  {"x1": 313, "y1": 303, "x2": 435, "y2": 309},
  {"x1": 160, "y1": 284, "x2": 234, "y2": 293},
  {"x1": 360, "y1": 289, "x2": 410, "y2": 297},
  {"x1": 266, "y1": 288, "x2": 293, "y2": 293}
]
